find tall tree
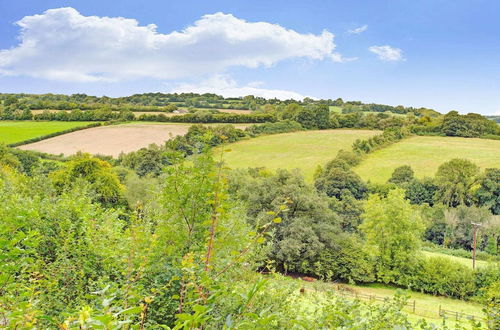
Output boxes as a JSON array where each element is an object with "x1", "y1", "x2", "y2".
[
  {"x1": 360, "y1": 189, "x2": 424, "y2": 283},
  {"x1": 476, "y1": 168, "x2": 500, "y2": 215},
  {"x1": 434, "y1": 159, "x2": 480, "y2": 207}
]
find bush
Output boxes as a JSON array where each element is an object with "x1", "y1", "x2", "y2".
[
  {"x1": 246, "y1": 120, "x2": 303, "y2": 136},
  {"x1": 411, "y1": 256, "x2": 476, "y2": 299}
]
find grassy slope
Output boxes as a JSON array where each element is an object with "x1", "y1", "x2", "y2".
[
  {"x1": 422, "y1": 250, "x2": 494, "y2": 269},
  {"x1": 220, "y1": 129, "x2": 380, "y2": 181},
  {"x1": 267, "y1": 274, "x2": 485, "y2": 328},
  {"x1": 0, "y1": 121, "x2": 96, "y2": 144},
  {"x1": 355, "y1": 136, "x2": 500, "y2": 183}
]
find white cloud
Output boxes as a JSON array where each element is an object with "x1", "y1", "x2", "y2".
[
  {"x1": 0, "y1": 7, "x2": 344, "y2": 82},
  {"x1": 347, "y1": 25, "x2": 368, "y2": 34},
  {"x1": 368, "y1": 45, "x2": 404, "y2": 61},
  {"x1": 172, "y1": 75, "x2": 310, "y2": 100}
]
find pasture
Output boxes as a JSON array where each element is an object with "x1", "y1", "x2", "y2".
[
  {"x1": 219, "y1": 129, "x2": 380, "y2": 181},
  {"x1": 0, "y1": 121, "x2": 95, "y2": 144},
  {"x1": 267, "y1": 274, "x2": 485, "y2": 328},
  {"x1": 354, "y1": 136, "x2": 500, "y2": 183},
  {"x1": 422, "y1": 250, "x2": 493, "y2": 269},
  {"x1": 18, "y1": 122, "x2": 250, "y2": 157}
]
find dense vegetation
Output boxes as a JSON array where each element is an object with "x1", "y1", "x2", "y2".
[
  {"x1": 1, "y1": 92, "x2": 499, "y2": 328},
  {"x1": 1, "y1": 93, "x2": 498, "y2": 139},
  {"x1": 1, "y1": 116, "x2": 499, "y2": 328}
]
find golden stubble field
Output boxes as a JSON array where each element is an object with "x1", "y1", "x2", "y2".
[{"x1": 19, "y1": 122, "x2": 249, "y2": 157}]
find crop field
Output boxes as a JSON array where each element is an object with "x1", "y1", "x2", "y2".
[
  {"x1": 0, "y1": 121, "x2": 96, "y2": 144},
  {"x1": 219, "y1": 129, "x2": 380, "y2": 181},
  {"x1": 354, "y1": 136, "x2": 500, "y2": 183},
  {"x1": 18, "y1": 122, "x2": 251, "y2": 157}
]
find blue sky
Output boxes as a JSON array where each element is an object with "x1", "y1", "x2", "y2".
[{"x1": 0, "y1": 0, "x2": 499, "y2": 115}]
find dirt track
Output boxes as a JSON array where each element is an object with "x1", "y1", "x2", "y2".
[{"x1": 19, "y1": 123, "x2": 248, "y2": 157}]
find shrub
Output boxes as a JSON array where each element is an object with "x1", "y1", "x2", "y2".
[{"x1": 411, "y1": 256, "x2": 476, "y2": 299}]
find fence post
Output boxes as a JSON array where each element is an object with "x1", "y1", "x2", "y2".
[
  {"x1": 456, "y1": 311, "x2": 459, "y2": 321},
  {"x1": 413, "y1": 300, "x2": 416, "y2": 313}
]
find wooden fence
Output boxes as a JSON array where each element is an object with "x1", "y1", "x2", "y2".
[{"x1": 329, "y1": 287, "x2": 486, "y2": 323}]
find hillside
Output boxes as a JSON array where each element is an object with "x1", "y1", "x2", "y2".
[
  {"x1": 219, "y1": 129, "x2": 380, "y2": 181},
  {"x1": 354, "y1": 136, "x2": 500, "y2": 183}
]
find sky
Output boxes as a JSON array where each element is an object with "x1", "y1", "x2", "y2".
[{"x1": 0, "y1": 0, "x2": 499, "y2": 115}]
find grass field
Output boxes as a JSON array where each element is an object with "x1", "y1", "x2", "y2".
[
  {"x1": 267, "y1": 274, "x2": 485, "y2": 328},
  {"x1": 0, "y1": 121, "x2": 96, "y2": 144},
  {"x1": 422, "y1": 250, "x2": 494, "y2": 269},
  {"x1": 355, "y1": 136, "x2": 500, "y2": 183},
  {"x1": 329, "y1": 106, "x2": 342, "y2": 113},
  {"x1": 220, "y1": 129, "x2": 380, "y2": 181}
]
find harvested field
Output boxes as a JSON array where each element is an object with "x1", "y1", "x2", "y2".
[{"x1": 19, "y1": 123, "x2": 247, "y2": 157}]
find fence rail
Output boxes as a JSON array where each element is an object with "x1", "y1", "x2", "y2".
[{"x1": 326, "y1": 285, "x2": 486, "y2": 323}]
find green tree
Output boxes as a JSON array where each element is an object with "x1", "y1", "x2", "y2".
[
  {"x1": 485, "y1": 236, "x2": 497, "y2": 255},
  {"x1": 315, "y1": 165, "x2": 367, "y2": 200},
  {"x1": 360, "y1": 189, "x2": 425, "y2": 283},
  {"x1": 476, "y1": 168, "x2": 500, "y2": 215},
  {"x1": 388, "y1": 165, "x2": 414, "y2": 185},
  {"x1": 405, "y1": 177, "x2": 437, "y2": 205},
  {"x1": 51, "y1": 153, "x2": 124, "y2": 205},
  {"x1": 434, "y1": 158, "x2": 480, "y2": 207},
  {"x1": 0, "y1": 144, "x2": 20, "y2": 170}
]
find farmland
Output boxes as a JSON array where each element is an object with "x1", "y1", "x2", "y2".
[
  {"x1": 18, "y1": 122, "x2": 251, "y2": 156},
  {"x1": 354, "y1": 136, "x2": 500, "y2": 183},
  {"x1": 219, "y1": 129, "x2": 380, "y2": 181},
  {"x1": 0, "y1": 121, "x2": 95, "y2": 144}
]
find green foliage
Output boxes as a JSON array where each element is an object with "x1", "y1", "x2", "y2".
[
  {"x1": 245, "y1": 119, "x2": 303, "y2": 136},
  {"x1": 229, "y1": 169, "x2": 372, "y2": 282},
  {"x1": 388, "y1": 165, "x2": 415, "y2": 185},
  {"x1": 483, "y1": 281, "x2": 500, "y2": 329},
  {"x1": 476, "y1": 168, "x2": 500, "y2": 215},
  {"x1": 315, "y1": 165, "x2": 368, "y2": 200},
  {"x1": 360, "y1": 189, "x2": 425, "y2": 284},
  {"x1": 119, "y1": 144, "x2": 171, "y2": 177},
  {"x1": 51, "y1": 153, "x2": 124, "y2": 205},
  {"x1": 412, "y1": 256, "x2": 477, "y2": 299},
  {"x1": 434, "y1": 158, "x2": 480, "y2": 207},
  {"x1": 293, "y1": 104, "x2": 331, "y2": 129},
  {"x1": 441, "y1": 111, "x2": 498, "y2": 138},
  {"x1": 405, "y1": 177, "x2": 437, "y2": 205}
]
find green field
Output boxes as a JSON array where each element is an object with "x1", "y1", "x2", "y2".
[
  {"x1": 0, "y1": 121, "x2": 96, "y2": 144},
  {"x1": 220, "y1": 129, "x2": 380, "y2": 181},
  {"x1": 355, "y1": 136, "x2": 500, "y2": 183},
  {"x1": 422, "y1": 250, "x2": 494, "y2": 269},
  {"x1": 268, "y1": 274, "x2": 485, "y2": 328},
  {"x1": 328, "y1": 105, "x2": 343, "y2": 113}
]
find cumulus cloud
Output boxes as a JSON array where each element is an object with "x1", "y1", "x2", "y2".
[
  {"x1": 172, "y1": 75, "x2": 310, "y2": 100},
  {"x1": 347, "y1": 25, "x2": 368, "y2": 34},
  {"x1": 0, "y1": 7, "x2": 344, "y2": 82},
  {"x1": 368, "y1": 45, "x2": 404, "y2": 61}
]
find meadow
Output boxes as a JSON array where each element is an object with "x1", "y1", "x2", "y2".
[
  {"x1": 354, "y1": 136, "x2": 500, "y2": 183},
  {"x1": 421, "y1": 250, "x2": 493, "y2": 269},
  {"x1": 267, "y1": 273, "x2": 485, "y2": 328},
  {"x1": 0, "y1": 121, "x2": 95, "y2": 144},
  {"x1": 219, "y1": 129, "x2": 380, "y2": 181}
]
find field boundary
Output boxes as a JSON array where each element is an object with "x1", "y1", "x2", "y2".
[
  {"x1": 326, "y1": 285, "x2": 486, "y2": 323},
  {"x1": 7, "y1": 122, "x2": 105, "y2": 147}
]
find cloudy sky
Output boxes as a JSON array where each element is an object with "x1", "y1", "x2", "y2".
[{"x1": 0, "y1": 0, "x2": 499, "y2": 115}]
